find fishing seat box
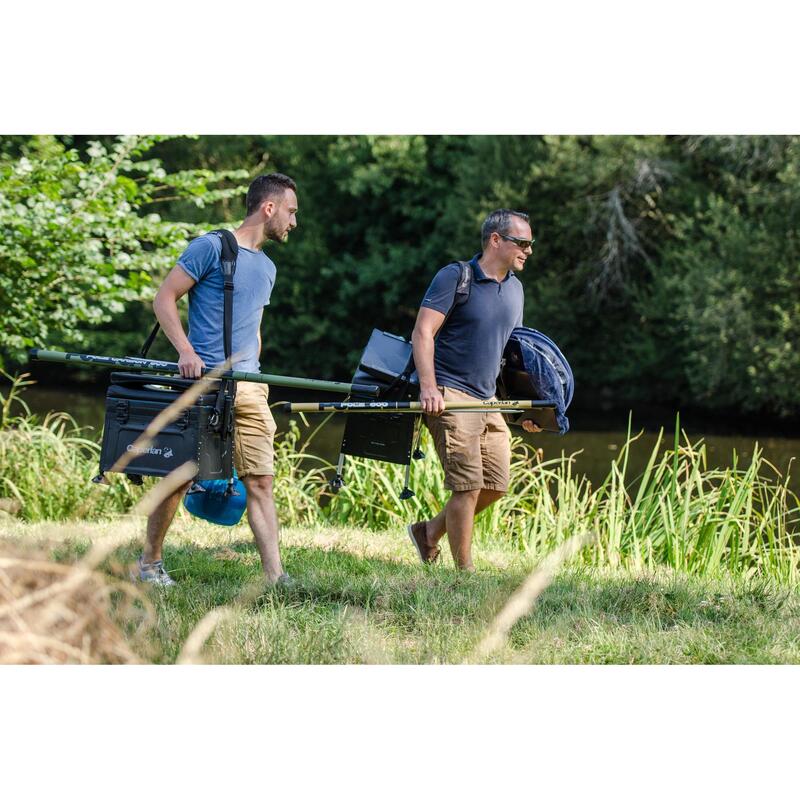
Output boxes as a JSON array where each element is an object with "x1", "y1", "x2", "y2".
[
  {"x1": 98, "y1": 372, "x2": 232, "y2": 480},
  {"x1": 340, "y1": 330, "x2": 419, "y2": 465}
]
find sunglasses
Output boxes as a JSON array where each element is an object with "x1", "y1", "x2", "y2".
[{"x1": 499, "y1": 234, "x2": 535, "y2": 250}]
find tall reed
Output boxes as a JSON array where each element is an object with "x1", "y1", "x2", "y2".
[
  {"x1": 2, "y1": 375, "x2": 798, "y2": 584},
  {"x1": 0, "y1": 373, "x2": 142, "y2": 520},
  {"x1": 275, "y1": 415, "x2": 800, "y2": 584}
]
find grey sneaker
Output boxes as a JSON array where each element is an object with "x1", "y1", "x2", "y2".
[
  {"x1": 274, "y1": 572, "x2": 296, "y2": 589},
  {"x1": 135, "y1": 555, "x2": 177, "y2": 587},
  {"x1": 255, "y1": 573, "x2": 297, "y2": 603}
]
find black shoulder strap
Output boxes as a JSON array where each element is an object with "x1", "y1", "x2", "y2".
[
  {"x1": 405, "y1": 260, "x2": 472, "y2": 382},
  {"x1": 438, "y1": 260, "x2": 472, "y2": 335},
  {"x1": 420, "y1": 260, "x2": 473, "y2": 350},
  {"x1": 208, "y1": 230, "x2": 239, "y2": 440},
  {"x1": 141, "y1": 230, "x2": 239, "y2": 358},
  {"x1": 212, "y1": 229, "x2": 238, "y2": 364},
  {"x1": 452, "y1": 260, "x2": 472, "y2": 309}
]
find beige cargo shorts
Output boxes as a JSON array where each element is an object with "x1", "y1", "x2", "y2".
[
  {"x1": 423, "y1": 385, "x2": 511, "y2": 493},
  {"x1": 233, "y1": 382, "x2": 277, "y2": 478}
]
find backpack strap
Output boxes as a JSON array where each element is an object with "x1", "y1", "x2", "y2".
[
  {"x1": 213, "y1": 229, "x2": 238, "y2": 366},
  {"x1": 140, "y1": 229, "x2": 240, "y2": 359},
  {"x1": 140, "y1": 321, "x2": 161, "y2": 358},
  {"x1": 452, "y1": 260, "x2": 473, "y2": 310},
  {"x1": 207, "y1": 230, "x2": 238, "y2": 443},
  {"x1": 403, "y1": 259, "x2": 474, "y2": 385},
  {"x1": 435, "y1": 259, "x2": 472, "y2": 336}
]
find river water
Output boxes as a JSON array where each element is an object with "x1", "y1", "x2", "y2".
[{"x1": 16, "y1": 383, "x2": 800, "y2": 498}]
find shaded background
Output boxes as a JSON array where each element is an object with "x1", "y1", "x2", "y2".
[{"x1": 5, "y1": 134, "x2": 799, "y2": 424}]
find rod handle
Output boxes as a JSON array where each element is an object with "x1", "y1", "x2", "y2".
[{"x1": 352, "y1": 383, "x2": 381, "y2": 397}]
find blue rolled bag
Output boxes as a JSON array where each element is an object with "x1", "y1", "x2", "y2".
[{"x1": 498, "y1": 327, "x2": 574, "y2": 434}]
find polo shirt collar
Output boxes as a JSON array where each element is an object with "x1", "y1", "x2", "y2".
[{"x1": 470, "y1": 253, "x2": 513, "y2": 283}]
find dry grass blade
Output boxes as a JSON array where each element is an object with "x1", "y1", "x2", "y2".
[
  {"x1": 471, "y1": 531, "x2": 597, "y2": 661},
  {"x1": 0, "y1": 542, "x2": 151, "y2": 664},
  {"x1": 79, "y1": 517, "x2": 142, "y2": 570},
  {"x1": 0, "y1": 359, "x2": 255, "y2": 664},
  {"x1": 342, "y1": 606, "x2": 393, "y2": 664},
  {"x1": 176, "y1": 608, "x2": 235, "y2": 664},
  {"x1": 109, "y1": 356, "x2": 235, "y2": 474},
  {"x1": 130, "y1": 460, "x2": 198, "y2": 519}
]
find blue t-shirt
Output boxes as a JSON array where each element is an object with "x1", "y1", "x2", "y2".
[
  {"x1": 420, "y1": 254, "x2": 524, "y2": 399},
  {"x1": 177, "y1": 233, "x2": 276, "y2": 372}
]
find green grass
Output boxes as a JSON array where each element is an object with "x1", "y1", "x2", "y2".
[
  {"x1": 0, "y1": 373, "x2": 143, "y2": 519},
  {"x1": 4, "y1": 518, "x2": 798, "y2": 664},
  {"x1": 2, "y1": 372, "x2": 799, "y2": 584},
  {"x1": 3, "y1": 373, "x2": 800, "y2": 663}
]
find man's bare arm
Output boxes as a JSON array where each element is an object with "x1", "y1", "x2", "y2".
[
  {"x1": 411, "y1": 306, "x2": 446, "y2": 415},
  {"x1": 152, "y1": 265, "x2": 205, "y2": 378}
]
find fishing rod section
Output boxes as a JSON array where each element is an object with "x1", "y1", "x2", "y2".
[
  {"x1": 284, "y1": 399, "x2": 556, "y2": 414},
  {"x1": 29, "y1": 349, "x2": 381, "y2": 396}
]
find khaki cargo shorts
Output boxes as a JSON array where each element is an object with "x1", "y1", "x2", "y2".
[
  {"x1": 423, "y1": 385, "x2": 511, "y2": 493},
  {"x1": 233, "y1": 382, "x2": 277, "y2": 478}
]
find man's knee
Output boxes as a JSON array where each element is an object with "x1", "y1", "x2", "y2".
[
  {"x1": 450, "y1": 488, "x2": 482, "y2": 506},
  {"x1": 481, "y1": 488, "x2": 506, "y2": 504}
]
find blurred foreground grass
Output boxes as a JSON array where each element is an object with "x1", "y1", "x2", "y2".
[{"x1": 2, "y1": 517, "x2": 798, "y2": 665}]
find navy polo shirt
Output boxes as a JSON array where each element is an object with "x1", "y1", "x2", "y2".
[{"x1": 420, "y1": 253, "x2": 524, "y2": 399}]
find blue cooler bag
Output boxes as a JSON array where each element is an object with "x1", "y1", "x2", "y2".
[{"x1": 183, "y1": 476, "x2": 247, "y2": 526}]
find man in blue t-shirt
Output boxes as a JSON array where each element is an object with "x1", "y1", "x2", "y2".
[
  {"x1": 134, "y1": 173, "x2": 298, "y2": 588},
  {"x1": 408, "y1": 209, "x2": 540, "y2": 571}
]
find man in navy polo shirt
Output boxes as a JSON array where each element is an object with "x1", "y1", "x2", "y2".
[{"x1": 408, "y1": 209, "x2": 540, "y2": 571}]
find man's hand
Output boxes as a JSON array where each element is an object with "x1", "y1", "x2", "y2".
[
  {"x1": 420, "y1": 384, "x2": 446, "y2": 415},
  {"x1": 177, "y1": 348, "x2": 205, "y2": 379},
  {"x1": 522, "y1": 420, "x2": 542, "y2": 433}
]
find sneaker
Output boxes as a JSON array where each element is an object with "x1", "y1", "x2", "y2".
[
  {"x1": 274, "y1": 572, "x2": 296, "y2": 589},
  {"x1": 135, "y1": 555, "x2": 177, "y2": 587},
  {"x1": 407, "y1": 521, "x2": 440, "y2": 564},
  {"x1": 255, "y1": 573, "x2": 297, "y2": 602}
]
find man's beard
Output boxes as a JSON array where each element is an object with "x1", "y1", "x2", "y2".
[{"x1": 265, "y1": 218, "x2": 286, "y2": 243}]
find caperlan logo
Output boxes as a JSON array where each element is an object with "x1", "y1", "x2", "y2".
[{"x1": 126, "y1": 444, "x2": 172, "y2": 458}]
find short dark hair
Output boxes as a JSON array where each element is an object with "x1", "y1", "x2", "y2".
[
  {"x1": 480, "y1": 209, "x2": 530, "y2": 248},
  {"x1": 245, "y1": 172, "x2": 297, "y2": 216}
]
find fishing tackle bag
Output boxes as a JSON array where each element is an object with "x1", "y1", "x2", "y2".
[
  {"x1": 97, "y1": 372, "x2": 233, "y2": 481},
  {"x1": 333, "y1": 261, "x2": 473, "y2": 496},
  {"x1": 95, "y1": 230, "x2": 238, "y2": 494}
]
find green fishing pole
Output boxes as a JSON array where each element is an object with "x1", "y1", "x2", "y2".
[{"x1": 29, "y1": 349, "x2": 381, "y2": 396}]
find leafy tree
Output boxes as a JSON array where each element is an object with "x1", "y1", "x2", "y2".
[
  {"x1": 0, "y1": 135, "x2": 246, "y2": 366},
  {"x1": 4, "y1": 134, "x2": 798, "y2": 418}
]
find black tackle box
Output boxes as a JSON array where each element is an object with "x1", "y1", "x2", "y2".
[
  {"x1": 340, "y1": 330, "x2": 419, "y2": 465},
  {"x1": 98, "y1": 372, "x2": 232, "y2": 480}
]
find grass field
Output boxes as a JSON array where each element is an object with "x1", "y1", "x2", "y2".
[
  {"x1": 3, "y1": 516, "x2": 798, "y2": 664},
  {"x1": 3, "y1": 375, "x2": 799, "y2": 664}
]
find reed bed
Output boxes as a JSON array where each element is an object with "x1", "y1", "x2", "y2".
[
  {"x1": 0, "y1": 373, "x2": 143, "y2": 520},
  {"x1": 2, "y1": 373, "x2": 798, "y2": 584},
  {"x1": 280, "y1": 415, "x2": 800, "y2": 584}
]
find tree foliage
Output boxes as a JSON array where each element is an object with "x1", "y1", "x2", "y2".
[
  {"x1": 2, "y1": 134, "x2": 798, "y2": 417},
  {"x1": 0, "y1": 135, "x2": 246, "y2": 364}
]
